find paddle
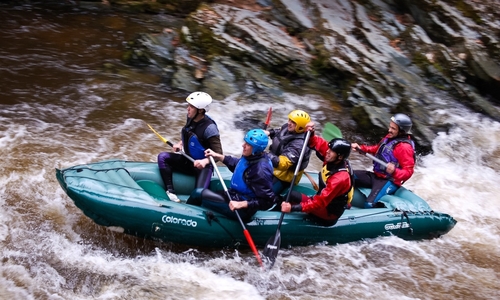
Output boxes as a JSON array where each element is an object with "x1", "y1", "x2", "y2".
[
  {"x1": 355, "y1": 146, "x2": 388, "y2": 168},
  {"x1": 208, "y1": 156, "x2": 264, "y2": 269},
  {"x1": 263, "y1": 130, "x2": 312, "y2": 268},
  {"x1": 264, "y1": 107, "x2": 272, "y2": 129},
  {"x1": 321, "y1": 122, "x2": 388, "y2": 168},
  {"x1": 147, "y1": 123, "x2": 195, "y2": 163},
  {"x1": 322, "y1": 122, "x2": 343, "y2": 141}
]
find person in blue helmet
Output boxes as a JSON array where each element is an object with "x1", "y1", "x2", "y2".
[{"x1": 196, "y1": 128, "x2": 278, "y2": 222}]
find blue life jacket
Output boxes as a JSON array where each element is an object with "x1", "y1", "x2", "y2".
[
  {"x1": 230, "y1": 156, "x2": 272, "y2": 200},
  {"x1": 181, "y1": 115, "x2": 217, "y2": 160}
]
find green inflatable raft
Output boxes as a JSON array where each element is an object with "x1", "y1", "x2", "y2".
[{"x1": 55, "y1": 160, "x2": 456, "y2": 249}]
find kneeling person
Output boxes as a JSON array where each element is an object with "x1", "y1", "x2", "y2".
[{"x1": 281, "y1": 123, "x2": 353, "y2": 225}]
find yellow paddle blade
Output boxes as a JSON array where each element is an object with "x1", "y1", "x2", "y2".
[{"x1": 147, "y1": 123, "x2": 168, "y2": 144}]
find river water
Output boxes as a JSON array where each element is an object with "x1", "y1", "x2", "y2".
[{"x1": 1, "y1": 3, "x2": 499, "y2": 300}]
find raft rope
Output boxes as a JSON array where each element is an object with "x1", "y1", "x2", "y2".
[
  {"x1": 397, "y1": 211, "x2": 414, "y2": 236},
  {"x1": 204, "y1": 211, "x2": 241, "y2": 247}
]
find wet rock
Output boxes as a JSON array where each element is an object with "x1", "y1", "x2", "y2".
[{"x1": 120, "y1": 0, "x2": 500, "y2": 150}]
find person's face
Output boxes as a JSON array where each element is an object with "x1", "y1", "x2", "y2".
[
  {"x1": 325, "y1": 148, "x2": 338, "y2": 163},
  {"x1": 287, "y1": 119, "x2": 297, "y2": 132},
  {"x1": 242, "y1": 141, "x2": 253, "y2": 157},
  {"x1": 388, "y1": 121, "x2": 400, "y2": 138},
  {"x1": 187, "y1": 104, "x2": 198, "y2": 118}
]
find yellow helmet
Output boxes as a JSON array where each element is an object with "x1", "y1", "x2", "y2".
[{"x1": 288, "y1": 110, "x2": 310, "y2": 133}]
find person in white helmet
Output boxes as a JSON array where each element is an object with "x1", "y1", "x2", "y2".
[
  {"x1": 350, "y1": 113, "x2": 415, "y2": 208},
  {"x1": 157, "y1": 92, "x2": 223, "y2": 202}
]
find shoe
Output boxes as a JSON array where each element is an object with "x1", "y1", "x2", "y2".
[{"x1": 166, "y1": 191, "x2": 181, "y2": 202}]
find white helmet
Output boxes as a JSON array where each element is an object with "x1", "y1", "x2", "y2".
[{"x1": 186, "y1": 92, "x2": 212, "y2": 112}]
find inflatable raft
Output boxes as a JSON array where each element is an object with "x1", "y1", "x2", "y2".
[{"x1": 55, "y1": 160, "x2": 456, "y2": 249}]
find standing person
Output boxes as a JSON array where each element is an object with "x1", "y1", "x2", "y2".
[
  {"x1": 199, "y1": 129, "x2": 277, "y2": 222},
  {"x1": 350, "y1": 113, "x2": 415, "y2": 208},
  {"x1": 266, "y1": 110, "x2": 312, "y2": 194},
  {"x1": 157, "y1": 91, "x2": 223, "y2": 201},
  {"x1": 281, "y1": 123, "x2": 353, "y2": 226}
]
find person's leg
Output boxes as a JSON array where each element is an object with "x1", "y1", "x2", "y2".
[
  {"x1": 158, "y1": 152, "x2": 188, "y2": 193},
  {"x1": 365, "y1": 176, "x2": 398, "y2": 207},
  {"x1": 200, "y1": 190, "x2": 235, "y2": 218},
  {"x1": 195, "y1": 164, "x2": 213, "y2": 189},
  {"x1": 353, "y1": 170, "x2": 373, "y2": 188}
]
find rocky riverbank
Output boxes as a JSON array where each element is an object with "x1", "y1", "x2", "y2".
[{"x1": 26, "y1": 0, "x2": 500, "y2": 150}]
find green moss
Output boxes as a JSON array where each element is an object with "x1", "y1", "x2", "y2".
[
  {"x1": 351, "y1": 106, "x2": 374, "y2": 132},
  {"x1": 184, "y1": 17, "x2": 222, "y2": 58},
  {"x1": 455, "y1": 0, "x2": 483, "y2": 24}
]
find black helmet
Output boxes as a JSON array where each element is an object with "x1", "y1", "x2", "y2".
[
  {"x1": 328, "y1": 138, "x2": 351, "y2": 160},
  {"x1": 391, "y1": 113, "x2": 412, "y2": 134}
]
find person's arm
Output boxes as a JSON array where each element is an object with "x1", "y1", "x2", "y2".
[
  {"x1": 300, "y1": 172, "x2": 351, "y2": 212},
  {"x1": 309, "y1": 135, "x2": 329, "y2": 158},
  {"x1": 390, "y1": 143, "x2": 415, "y2": 183},
  {"x1": 245, "y1": 161, "x2": 276, "y2": 210}
]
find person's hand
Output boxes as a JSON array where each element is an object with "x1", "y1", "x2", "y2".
[
  {"x1": 204, "y1": 149, "x2": 222, "y2": 161},
  {"x1": 351, "y1": 143, "x2": 360, "y2": 151},
  {"x1": 385, "y1": 162, "x2": 396, "y2": 174},
  {"x1": 281, "y1": 202, "x2": 291, "y2": 213},
  {"x1": 194, "y1": 158, "x2": 209, "y2": 169},
  {"x1": 305, "y1": 121, "x2": 315, "y2": 132},
  {"x1": 173, "y1": 141, "x2": 182, "y2": 152},
  {"x1": 229, "y1": 200, "x2": 247, "y2": 211}
]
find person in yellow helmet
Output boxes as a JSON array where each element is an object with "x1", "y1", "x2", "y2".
[{"x1": 265, "y1": 109, "x2": 312, "y2": 194}]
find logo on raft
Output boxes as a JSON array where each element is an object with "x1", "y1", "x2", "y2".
[
  {"x1": 162, "y1": 214, "x2": 197, "y2": 227},
  {"x1": 384, "y1": 222, "x2": 410, "y2": 230}
]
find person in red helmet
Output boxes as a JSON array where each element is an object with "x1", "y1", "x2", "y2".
[
  {"x1": 351, "y1": 113, "x2": 416, "y2": 208},
  {"x1": 281, "y1": 122, "x2": 353, "y2": 226}
]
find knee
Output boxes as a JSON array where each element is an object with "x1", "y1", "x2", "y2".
[{"x1": 157, "y1": 152, "x2": 171, "y2": 168}]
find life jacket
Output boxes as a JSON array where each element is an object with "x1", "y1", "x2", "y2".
[
  {"x1": 318, "y1": 160, "x2": 354, "y2": 213},
  {"x1": 269, "y1": 124, "x2": 311, "y2": 171},
  {"x1": 230, "y1": 156, "x2": 273, "y2": 200},
  {"x1": 373, "y1": 136, "x2": 416, "y2": 178},
  {"x1": 181, "y1": 115, "x2": 217, "y2": 160}
]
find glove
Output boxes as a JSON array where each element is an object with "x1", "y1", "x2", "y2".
[{"x1": 291, "y1": 204, "x2": 303, "y2": 212}]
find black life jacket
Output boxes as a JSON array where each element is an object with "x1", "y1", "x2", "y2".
[{"x1": 317, "y1": 159, "x2": 354, "y2": 215}]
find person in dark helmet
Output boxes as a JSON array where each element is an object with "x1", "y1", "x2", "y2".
[
  {"x1": 157, "y1": 91, "x2": 223, "y2": 202},
  {"x1": 351, "y1": 113, "x2": 415, "y2": 208},
  {"x1": 265, "y1": 109, "x2": 313, "y2": 194},
  {"x1": 281, "y1": 122, "x2": 354, "y2": 226},
  {"x1": 199, "y1": 129, "x2": 277, "y2": 222}
]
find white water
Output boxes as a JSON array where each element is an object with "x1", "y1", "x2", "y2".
[{"x1": 0, "y1": 3, "x2": 499, "y2": 300}]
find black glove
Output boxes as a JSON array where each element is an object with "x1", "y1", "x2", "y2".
[
  {"x1": 267, "y1": 152, "x2": 279, "y2": 168},
  {"x1": 291, "y1": 204, "x2": 303, "y2": 212}
]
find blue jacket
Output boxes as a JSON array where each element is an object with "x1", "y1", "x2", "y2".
[{"x1": 223, "y1": 152, "x2": 276, "y2": 213}]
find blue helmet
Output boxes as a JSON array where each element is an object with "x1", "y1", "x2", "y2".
[{"x1": 244, "y1": 129, "x2": 269, "y2": 155}]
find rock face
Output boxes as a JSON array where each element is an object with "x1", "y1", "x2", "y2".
[{"x1": 122, "y1": 0, "x2": 500, "y2": 150}]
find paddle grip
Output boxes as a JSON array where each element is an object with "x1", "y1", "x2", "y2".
[{"x1": 356, "y1": 147, "x2": 388, "y2": 168}]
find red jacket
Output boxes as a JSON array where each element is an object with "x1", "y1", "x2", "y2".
[
  {"x1": 300, "y1": 135, "x2": 351, "y2": 220},
  {"x1": 359, "y1": 134, "x2": 415, "y2": 186}
]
